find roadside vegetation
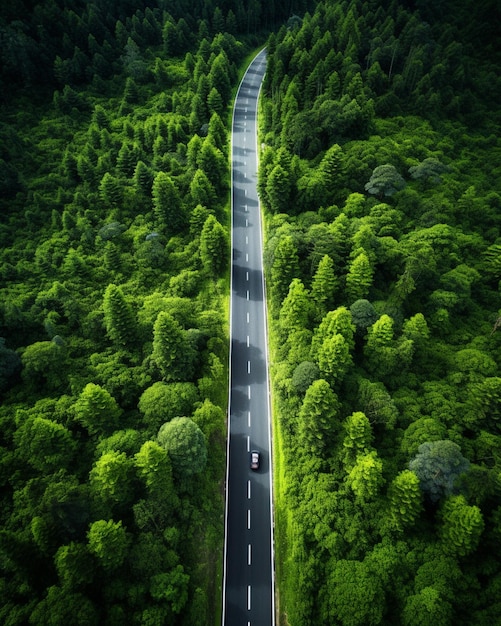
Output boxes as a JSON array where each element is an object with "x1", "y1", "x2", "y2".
[
  {"x1": 259, "y1": 1, "x2": 501, "y2": 624},
  {"x1": 0, "y1": 1, "x2": 303, "y2": 623}
]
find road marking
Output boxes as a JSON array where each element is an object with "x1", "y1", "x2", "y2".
[
  {"x1": 247, "y1": 480, "x2": 251, "y2": 499},
  {"x1": 244, "y1": 161, "x2": 247, "y2": 166},
  {"x1": 244, "y1": 120, "x2": 247, "y2": 126},
  {"x1": 247, "y1": 312, "x2": 249, "y2": 323},
  {"x1": 248, "y1": 543, "x2": 252, "y2": 565},
  {"x1": 247, "y1": 335, "x2": 250, "y2": 347},
  {"x1": 247, "y1": 585, "x2": 251, "y2": 610},
  {"x1": 244, "y1": 188, "x2": 247, "y2": 195},
  {"x1": 246, "y1": 290, "x2": 249, "y2": 300},
  {"x1": 247, "y1": 509, "x2": 251, "y2": 529},
  {"x1": 244, "y1": 172, "x2": 247, "y2": 178},
  {"x1": 248, "y1": 385, "x2": 251, "y2": 399},
  {"x1": 244, "y1": 204, "x2": 248, "y2": 211},
  {"x1": 247, "y1": 360, "x2": 251, "y2": 374},
  {"x1": 244, "y1": 135, "x2": 246, "y2": 142},
  {"x1": 248, "y1": 410, "x2": 251, "y2": 426},
  {"x1": 246, "y1": 271, "x2": 249, "y2": 281},
  {"x1": 247, "y1": 435, "x2": 250, "y2": 452},
  {"x1": 246, "y1": 253, "x2": 249, "y2": 262},
  {"x1": 245, "y1": 107, "x2": 248, "y2": 113},
  {"x1": 246, "y1": 235, "x2": 248, "y2": 244},
  {"x1": 245, "y1": 218, "x2": 248, "y2": 227}
]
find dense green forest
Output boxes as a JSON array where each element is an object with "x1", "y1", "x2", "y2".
[
  {"x1": 259, "y1": 0, "x2": 501, "y2": 624},
  {"x1": 0, "y1": 0, "x2": 315, "y2": 624}
]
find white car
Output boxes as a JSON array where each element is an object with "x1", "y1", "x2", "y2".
[{"x1": 250, "y1": 450, "x2": 260, "y2": 470}]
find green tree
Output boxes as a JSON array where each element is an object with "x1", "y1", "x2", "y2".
[
  {"x1": 266, "y1": 163, "x2": 291, "y2": 213},
  {"x1": 102, "y1": 283, "x2": 137, "y2": 348},
  {"x1": 89, "y1": 451, "x2": 135, "y2": 516},
  {"x1": 298, "y1": 379, "x2": 340, "y2": 457},
  {"x1": 138, "y1": 381, "x2": 199, "y2": 431},
  {"x1": 365, "y1": 163, "x2": 406, "y2": 197},
  {"x1": 134, "y1": 440, "x2": 176, "y2": 499},
  {"x1": 347, "y1": 451, "x2": 384, "y2": 502},
  {"x1": 345, "y1": 250, "x2": 373, "y2": 302},
  {"x1": 271, "y1": 235, "x2": 300, "y2": 306},
  {"x1": 29, "y1": 586, "x2": 98, "y2": 626},
  {"x1": 190, "y1": 168, "x2": 216, "y2": 208},
  {"x1": 200, "y1": 215, "x2": 228, "y2": 276},
  {"x1": 73, "y1": 383, "x2": 122, "y2": 437},
  {"x1": 14, "y1": 416, "x2": 76, "y2": 473},
  {"x1": 151, "y1": 312, "x2": 186, "y2": 382},
  {"x1": 402, "y1": 587, "x2": 452, "y2": 626},
  {"x1": 310, "y1": 254, "x2": 338, "y2": 319},
  {"x1": 409, "y1": 440, "x2": 470, "y2": 503},
  {"x1": 439, "y1": 494, "x2": 484, "y2": 557},
  {"x1": 21, "y1": 339, "x2": 67, "y2": 391},
  {"x1": 349, "y1": 299, "x2": 378, "y2": 332},
  {"x1": 342, "y1": 411, "x2": 373, "y2": 468},
  {"x1": 152, "y1": 171, "x2": 185, "y2": 234},
  {"x1": 157, "y1": 417, "x2": 207, "y2": 479},
  {"x1": 291, "y1": 361, "x2": 320, "y2": 395},
  {"x1": 321, "y1": 559, "x2": 384, "y2": 626},
  {"x1": 387, "y1": 469, "x2": 423, "y2": 532},
  {"x1": 54, "y1": 542, "x2": 95, "y2": 589},
  {"x1": 87, "y1": 519, "x2": 129, "y2": 571},
  {"x1": 150, "y1": 565, "x2": 190, "y2": 613},
  {"x1": 279, "y1": 278, "x2": 311, "y2": 339},
  {"x1": 317, "y1": 334, "x2": 352, "y2": 388}
]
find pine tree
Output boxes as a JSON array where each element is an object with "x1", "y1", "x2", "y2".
[
  {"x1": 310, "y1": 254, "x2": 338, "y2": 319},
  {"x1": 271, "y1": 235, "x2": 300, "y2": 306},
  {"x1": 103, "y1": 284, "x2": 137, "y2": 347},
  {"x1": 152, "y1": 312, "x2": 185, "y2": 381},
  {"x1": 200, "y1": 215, "x2": 228, "y2": 276},
  {"x1": 152, "y1": 171, "x2": 185, "y2": 234},
  {"x1": 345, "y1": 250, "x2": 373, "y2": 302}
]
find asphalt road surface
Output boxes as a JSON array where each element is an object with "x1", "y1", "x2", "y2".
[{"x1": 222, "y1": 49, "x2": 275, "y2": 626}]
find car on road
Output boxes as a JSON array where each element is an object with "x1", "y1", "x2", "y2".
[{"x1": 250, "y1": 450, "x2": 260, "y2": 470}]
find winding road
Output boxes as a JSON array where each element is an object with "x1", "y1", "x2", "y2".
[{"x1": 222, "y1": 49, "x2": 275, "y2": 625}]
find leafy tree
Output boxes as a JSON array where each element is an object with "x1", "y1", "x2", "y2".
[
  {"x1": 21, "y1": 339, "x2": 68, "y2": 391},
  {"x1": 266, "y1": 164, "x2": 291, "y2": 213},
  {"x1": 102, "y1": 284, "x2": 137, "y2": 348},
  {"x1": 150, "y1": 565, "x2": 190, "y2": 613},
  {"x1": 387, "y1": 469, "x2": 423, "y2": 532},
  {"x1": 402, "y1": 587, "x2": 452, "y2": 626},
  {"x1": 138, "y1": 381, "x2": 199, "y2": 431},
  {"x1": 270, "y1": 235, "x2": 300, "y2": 306},
  {"x1": 311, "y1": 306, "x2": 356, "y2": 359},
  {"x1": 73, "y1": 383, "x2": 122, "y2": 436},
  {"x1": 54, "y1": 542, "x2": 95, "y2": 589},
  {"x1": 365, "y1": 164, "x2": 406, "y2": 197},
  {"x1": 317, "y1": 333, "x2": 352, "y2": 388},
  {"x1": 134, "y1": 440, "x2": 176, "y2": 500},
  {"x1": 291, "y1": 361, "x2": 320, "y2": 395},
  {"x1": 401, "y1": 417, "x2": 447, "y2": 457},
  {"x1": 345, "y1": 250, "x2": 373, "y2": 302},
  {"x1": 439, "y1": 495, "x2": 484, "y2": 557},
  {"x1": 151, "y1": 312, "x2": 186, "y2": 382},
  {"x1": 321, "y1": 559, "x2": 385, "y2": 626},
  {"x1": 357, "y1": 378, "x2": 398, "y2": 431},
  {"x1": 346, "y1": 451, "x2": 384, "y2": 502},
  {"x1": 349, "y1": 299, "x2": 378, "y2": 331},
  {"x1": 310, "y1": 254, "x2": 338, "y2": 318},
  {"x1": 190, "y1": 169, "x2": 216, "y2": 209},
  {"x1": 342, "y1": 411, "x2": 373, "y2": 468},
  {"x1": 29, "y1": 586, "x2": 98, "y2": 626},
  {"x1": 408, "y1": 157, "x2": 450, "y2": 185},
  {"x1": 298, "y1": 379, "x2": 340, "y2": 457},
  {"x1": 409, "y1": 440, "x2": 470, "y2": 502},
  {"x1": 152, "y1": 172, "x2": 185, "y2": 235},
  {"x1": 14, "y1": 416, "x2": 76, "y2": 473},
  {"x1": 200, "y1": 215, "x2": 228, "y2": 276},
  {"x1": 157, "y1": 417, "x2": 207, "y2": 479},
  {"x1": 279, "y1": 278, "x2": 311, "y2": 339},
  {"x1": 89, "y1": 451, "x2": 135, "y2": 516},
  {"x1": 87, "y1": 519, "x2": 129, "y2": 571}
]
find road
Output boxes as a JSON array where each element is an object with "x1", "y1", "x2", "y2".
[{"x1": 222, "y1": 49, "x2": 274, "y2": 626}]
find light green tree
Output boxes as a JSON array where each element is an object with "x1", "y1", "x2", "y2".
[
  {"x1": 271, "y1": 235, "x2": 300, "y2": 306},
  {"x1": 317, "y1": 333, "x2": 352, "y2": 387},
  {"x1": 347, "y1": 451, "x2": 384, "y2": 501},
  {"x1": 73, "y1": 383, "x2": 122, "y2": 436},
  {"x1": 157, "y1": 417, "x2": 207, "y2": 478},
  {"x1": 342, "y1": 411, "x2": 373, "y2": 468},
  {"x1": 345, "y1": 250, "x2": 373, "y2": 302},
  {"x1": 200, "y1": 215, "x2": 228, "y2": 276},
  {"x1": 138, "y1": 381, "x2": 199, "y2": 431},
  {"x1": 14, "y1": 416, "x2": 76, "y2": 473},
  {"x1": 151, "y1": 312, "x2": 186, "y2": 381},
  {"x1": 387, "y1": 469, "x2": 423, "y2": 532},
  {"x1": 266, "y1": 164, "x2": 291, "y2": 213},
  {"x1": 152, "y1": 171, "x2": 185, "y2": 234},
  {"x1": 310, "y1": 255, "x2": 338, "y2": 319},
  {"x1": 439, "y1": 495, "x2": 484, "y2": 557},
  {"x1": 89, "y1": 451, "x2": 134, "y2": 516},
  {"x1": 298, "y1": 379, "x2": 340, "y2": 457},
  {"x1": 87, "y1": 519, "x2": 129, "y2": 571},
  {"x1": 102, "y1": 283, "x2": 137, "y2": 347}
]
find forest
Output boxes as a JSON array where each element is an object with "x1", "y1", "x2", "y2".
[
  {"x1": 0, "y1": 0, "x2": 313, "y2": 624},
  {"x1": 258, "y1": 0, "x2": 501, "y2": 625}
]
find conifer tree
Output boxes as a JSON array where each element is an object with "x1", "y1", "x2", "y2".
[
  {"x1": 200, "y1": 215, "x2": 228, "y2": 276},
  {"x1": 152, "y1": 171, "x2": 185, "y2": 234},
  {"x1": 152, "y1": 312, "x2": 186, "y2": 381},
  {"x1": 102, "y1": 284, "x2": 137, "y2": 347}
]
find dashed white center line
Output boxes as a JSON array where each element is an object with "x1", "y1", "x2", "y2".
[
  {"x1": 244, "y1": 188, "x2": 247, "y2": 195},
  {"x1": 247, "y1": 480, "x2": 251, "y2": 499},
  {"x1": 246, "y1": 290, "x2": 249, "y2": 300},
  {"x1": 244, "y1": 204, "x2": 248, "y2": 211},
  {"x1": 247, "y1": 509, "x2": 251, "y2": 529},
  {"x1": 247, "y1": 312, "x2": 249, "y2": 323},
  {"x1": 247, "y1": 435, "x2": 250, "y2": 452},
  {"x1": 245, "y1": 218, "x2": 248, "y2": 227},
  {"x1": 247, "y1": 360, "x2": 251, "y2": 374},
  {"x1": 248, "y1": 410, "x2": 251, "y2": 426},
  {"x1": 247, "y1": 585, "x2": 251, "y2": 610},
  {"x1": 246, "y1": 235, "x2": 248, "y2": 244},
  {"x1": 247, "y1": 335, "x2": 250, "y2": 347},
  {"x1": 248, "y1": 385, "x2": 251, "y2": 399},
  {"x1": 246, "y1": 253, "x2": 249, "y2": 262},
  {"x1": 248, "y1": 544, "x2": 252, "y2": 565}
]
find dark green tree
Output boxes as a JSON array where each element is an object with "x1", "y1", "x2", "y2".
[
  {"x1": 157, "y1": 417, "x2": 207, "y2": 478},
  {"x1": 102, "y1": 283, "x2": 137, "y2": 348}
]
